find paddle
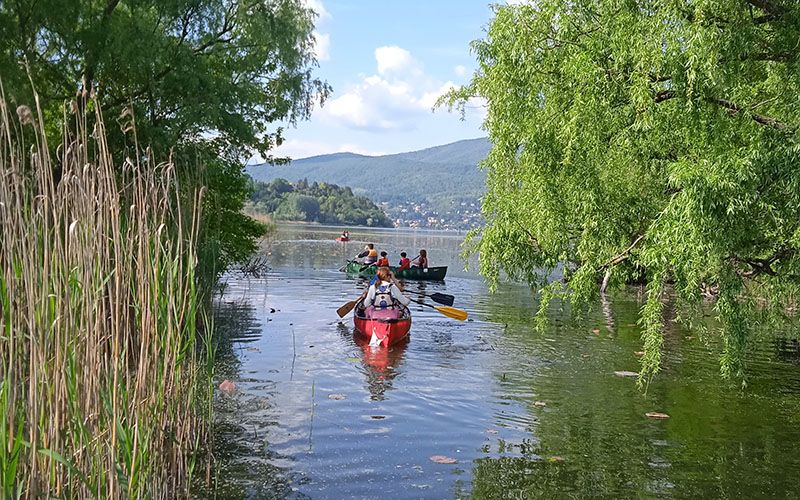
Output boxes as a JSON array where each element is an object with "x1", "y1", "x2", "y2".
[
  {"x1": 408, "y1": 298, "x2": 468, "y2": 321},
  {"x1": 403, "y1": 290, "x2": 455, "y2": 307},
  {"x1": 337, "y1": 292, "x2": 366, "y2": 318},
  {"x1": 339, "y1": 258, "x2": 371, "y2": 273}
]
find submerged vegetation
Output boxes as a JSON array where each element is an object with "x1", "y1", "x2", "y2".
[
  {"x1": 248, "y1": 178, "x2": 393, "y2": 227},
  {"x1": 443, "y1": 0, "x2": 800, "y2": 380},
  {"x1": 0, "y1": 98, "x2": 208, "y2": 497}
]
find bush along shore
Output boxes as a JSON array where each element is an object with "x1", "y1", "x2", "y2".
[{"x1": 0, "y1": 96, "x2": 213, "y2": 498}]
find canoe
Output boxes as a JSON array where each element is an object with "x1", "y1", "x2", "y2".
[
  {"x1": 344, "y1": 261, "x2": 447, "y2": 280},
  {"x1": 353, "y1": 303, "x2": 412, "y2": 348},
  {"x1": 336, "y1": 237, "x2": 350, "y2": 242}
]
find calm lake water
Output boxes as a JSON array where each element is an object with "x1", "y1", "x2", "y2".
[{"x1": 202, "y1": 224, "x2": 800, "y2": 499}]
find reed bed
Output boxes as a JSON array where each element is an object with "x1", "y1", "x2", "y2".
[{"x1": 0, "y1": 91, "x2": 209, "y2": 498}]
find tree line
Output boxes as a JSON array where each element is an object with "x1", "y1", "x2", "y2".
[{"x1": 249, "y1": 178, "x2": 393, "y2": 227}]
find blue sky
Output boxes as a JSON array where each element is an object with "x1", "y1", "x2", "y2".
[{"x1": 264, "y1": 0, "x2": 502, "y2": 161}]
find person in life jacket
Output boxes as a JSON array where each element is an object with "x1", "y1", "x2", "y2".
[
  {"x1": 357, "y1": 243, "x2": 378, "y2": 264},
  {"x1": 375, "y1": 251, "x2": 389, "y2": 267},
  {"x1": 411, "y1": 249, "x2": 428, "y2": 268},
  {"x1": 398, "y1": 252, "x2": 411, "y2": 270},
  {"x1": 365, "y1": 267, "x2": 410, "y2": 320}
]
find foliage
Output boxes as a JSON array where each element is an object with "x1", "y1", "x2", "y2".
[
  {"x1": 0, "y1": 0, "x2": 329, "y2": 276},
  {"x1": 249, "y1": 178, "x2": 393, "y2": 227},
  {"x1": 442, "y1": 0, "x2": 800, "y2": 380}
]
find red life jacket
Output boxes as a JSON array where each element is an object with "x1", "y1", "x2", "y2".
[
  {"x1": 376, "y1": 257, "x2": 389, "y2": 267},
  {"x1": 398, "y1": 257, "x2": 411, "y2": 270}
]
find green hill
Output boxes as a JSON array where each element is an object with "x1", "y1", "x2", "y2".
[
  {"x1": 245, "y1": 138, "x2": 491, "y2": 211},
  {"x1": 248, "y1": 178, "x2": 392, "y2": 227}
]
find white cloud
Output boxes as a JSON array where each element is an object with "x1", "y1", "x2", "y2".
[
  {"x1": 320, "y1": 46, "x2": 471, "y2": 132},
  {"x1": 454, "y1": 65, "x2": 468, "y2": 77},
  {"x1": 375, "y1": 46, "x2": 420, "y2": 76},
  {"x1": 303, "y1": 0, "x2": 330, "y2": 63},
  {"x1": 312, "y1": 31, "x2": 330, "y2": 61},
  {"x1": 420, "y1": 81, "x2": 457, "y2": 109}
]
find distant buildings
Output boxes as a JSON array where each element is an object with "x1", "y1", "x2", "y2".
[{"x1": 381, "y1": 200, "x2": 483, "y2": 231}]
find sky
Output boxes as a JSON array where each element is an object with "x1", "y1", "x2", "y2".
[{"x1": 261, "y1": 0, "x2": 502, "y2": 161}]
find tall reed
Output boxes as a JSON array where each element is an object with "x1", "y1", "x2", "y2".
[{"x1": 0, "y1": 88, "x2": 209, "y2": 498}]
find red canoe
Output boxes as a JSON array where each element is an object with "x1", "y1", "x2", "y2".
[{"x1": 353, "y1": 305, "x2": 411, "y2": 348}]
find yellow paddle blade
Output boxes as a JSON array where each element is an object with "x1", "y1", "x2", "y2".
[{"x1": 434, "y1": 305, "x2": 468, "y2": 321}]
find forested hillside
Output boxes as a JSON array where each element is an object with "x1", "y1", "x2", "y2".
[
  {"x1": 246, "y1": 138, "x2": 491, "y2": 212},
  {"x1": 249, "y1": 178, "x2": 392, "y2": 227}
]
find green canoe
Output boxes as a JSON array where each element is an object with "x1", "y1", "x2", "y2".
[{"x1": 343, "y1": 261, "x2": 447, "y2": 280}]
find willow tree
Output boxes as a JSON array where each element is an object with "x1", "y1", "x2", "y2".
[{"x1": 443, "y1": 0, "x2": 800, "y2": 379}]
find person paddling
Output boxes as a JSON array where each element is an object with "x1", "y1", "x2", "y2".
[
  {"x1": 411, "y1": 249, "x2": 428, "y2": 268},
  {"x1": 398, "y1": 252, "x2": 411, "y2": 271},
  {"x1": 375, "y1": 251, "x2": 389, "y2": 267},
  {"x1": 357, "y1": 243, "x2": 378, "y2": 265},
  {"x1": 364, "y1": 267, "x2": 410, "y2": 320}
]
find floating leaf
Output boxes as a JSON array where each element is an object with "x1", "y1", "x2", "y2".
[
  {"x1": 614, "y1": 371, "x2": 639, "y2": 378},
  {"x1": 430, "y1": 455, "x2": 457, "y2": 464},
  {"x1": 328, "y1": 393, "x2": 346, "y2": 400},
  {"x1": 645, "y1": 412, "x2": 670, "y2": 419},
  {"x1": 219, "y1": 380, "x2": 236, "y2": 394}
]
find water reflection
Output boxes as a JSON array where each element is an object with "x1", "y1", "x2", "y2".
[
  {"x1": 353, "y1": 333, "x2": 409, "y2": 401},
  {"x1": 201, "y1": 223, "x2": 800, "y2": 499},
  {"x1": 201, "y1": 298, "x2": 299, "y2": 499}
]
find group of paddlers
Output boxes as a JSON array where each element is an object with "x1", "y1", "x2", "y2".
[
  {"x1": 355, "y1": 243, "x2": 428, "y2": 320},
  {"x1": 356, "y1": 243, "x2": 428, "y2": 269}
]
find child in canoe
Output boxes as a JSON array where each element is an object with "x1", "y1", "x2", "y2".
[
  {"x1": 411, "y1": 249, "x2": 428, "y2": 268},
  {"x1": 398, "y1": 252, "x2": 411, "y2": 270},
  {"x1": 365, "y1": 267, "x2": 410, "y2": 320},
  {"x1": 375, "y1": 251, "x2": 390, "y2": 267}
]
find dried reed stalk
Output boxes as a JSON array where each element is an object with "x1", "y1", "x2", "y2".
[{"x1": 0, "y1": 87, "x2": 208, "y2": 498}]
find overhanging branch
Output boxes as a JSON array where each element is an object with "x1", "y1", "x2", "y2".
[
  {"x1": 598, "y1": 234, "x2": 645, "y2": 272},
  {"x1": 707, "y1": 97, "x2": 789, "y2": 130}
]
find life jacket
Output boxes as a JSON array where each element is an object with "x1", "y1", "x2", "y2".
[
  {"x1": 376, "y1": 257, "x2": 389, "y2": 267},
  {"x1": 364, "y1": 248, "x2": 378, "y2": 263},
  {"x1": 372, "y1": 282, "x2": 396, "y2": 309},
  {"x1": 398, "y1": 258, "x2": 410, "y2": 270}
]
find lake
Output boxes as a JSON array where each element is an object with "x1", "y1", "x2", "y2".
[{"x1": 201, "y1": 223, "x2": 800, "y2": 499}]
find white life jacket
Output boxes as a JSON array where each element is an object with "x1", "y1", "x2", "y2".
[{"x1": 372, "y1": 282, "x2": 396, "y2": 309}]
